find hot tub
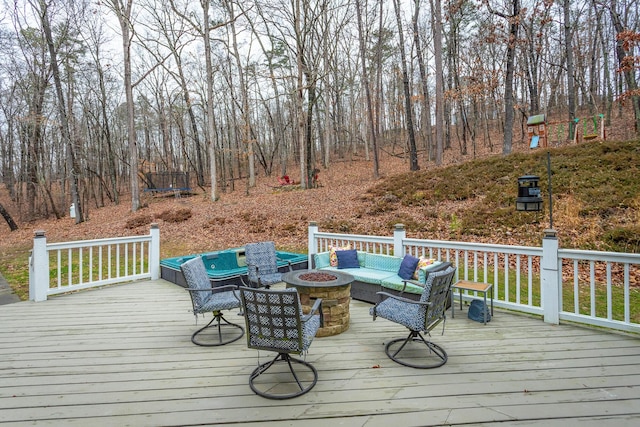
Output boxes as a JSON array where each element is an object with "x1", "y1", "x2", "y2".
[{"x1": 160, "y1": 247, "x2": 308, "y2": 287}]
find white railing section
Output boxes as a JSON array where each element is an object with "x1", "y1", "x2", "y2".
[
  {"x1": 557, "y1": 248, "x2": 640, "y2": 332},
  {"x1": 308, "y1": 222, "x2": 640, "y2": 334},
  {"x1": 402, "y1": 237, "x2": 545, "y2": 317},
  {"x1": 29, "y1": 224, "x2": 160, "y2": 301}
]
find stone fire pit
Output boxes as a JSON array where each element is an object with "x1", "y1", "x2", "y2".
[{"x1": 282, "y1": 269, "x2": 354, "y2": 337}]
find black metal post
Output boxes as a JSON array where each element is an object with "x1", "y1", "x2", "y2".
[{"x1": 547, "y1": 151, "x2": 553, "y2": 229}]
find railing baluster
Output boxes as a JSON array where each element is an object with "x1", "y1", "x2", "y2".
[
  {"x1": 116, "y1": 244, "x2": 120, "y2": 278},
  {"x1": 89, "y1": 246, "x2": 93, "y2": 283},
  {"x1": 79, "y1": 247, "x2": 83, "y2": 285},
  {"x1": 68, "y1": 248, "x2": 73, "y2": 288},
  {"x1": 528, "y1": 255, "x2": 533, "y2": 305},
  {"x1": 573, "y1": 260, "x2": 579, "y2": 314},
  {"x1": 516, "y1": 255, "x2": 521, "y2": 304},
  {"x1": 607, "y1": 262, "x2": 612, "y2": 320},
  {"x1": 624, "y1": 264, "x2": 630, "y2": 323},
  {"x1": 504, "y1": 253, "x2": 509, "y2": 303},
  {"x1": 590, "y1": 261, "x2": 596, "y2": 317},
  {"x1": 57, "y1": 250, "x2": 62, "y2": 289}
]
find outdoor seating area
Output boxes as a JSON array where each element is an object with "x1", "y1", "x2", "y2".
[{"x1": 1, "y1": 278, "x2": 639, "y2": 425}]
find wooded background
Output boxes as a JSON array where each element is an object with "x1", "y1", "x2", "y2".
[{"x1": 0, "y1": 0, "x2": 639, "y2": 227}]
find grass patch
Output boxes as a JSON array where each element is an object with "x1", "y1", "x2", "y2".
[{"x1": 0, "y1": 245, "x2": 31, "y2": 300}]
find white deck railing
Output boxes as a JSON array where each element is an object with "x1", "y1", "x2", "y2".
[
  {"x1": 29, "y1": 224, "x2": 160, "y2": 301},
  {"x1": 308, "y1": 222, "x2": 640, "y2": 334}
]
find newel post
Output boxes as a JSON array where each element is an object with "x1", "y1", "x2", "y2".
[
  {"x1": 30, "y1": 230, "x2": 49, "y2": 302},
  {"x1": 541, "y1": 229, "x2": 560, "y2": 324},
  {"x1": 149, "y1": 223, "x2": 160, "y2": 280},
  {"x1": 308, "y1": 221, "x2": 318, "y2": 267},
  {"x1": 393, "y1": 224, "x2": 406, "y2": 256}
]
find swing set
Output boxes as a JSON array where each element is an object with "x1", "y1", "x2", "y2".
[{"x1": 528, "y1": 114, "x2": 606, "y2": 149}]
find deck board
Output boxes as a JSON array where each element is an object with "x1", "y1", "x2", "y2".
[{"x1": 1, "y1": 279, "x2": 639, "y2": 426}]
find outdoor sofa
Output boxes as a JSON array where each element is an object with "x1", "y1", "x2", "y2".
[{"x1": 312, "y1": 249, "x2": 449, "y2": 304}]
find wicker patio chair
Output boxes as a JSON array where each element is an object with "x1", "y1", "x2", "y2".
[
  {"x1": 242, "y1": 241, "x2": 292, "y2": 288},
  {"x1": 239, "y1": 287, "x2": 323, "y2": 399},
  {"x1": 371, "y1": 264, "x2": 457, "y2": 369},
  {"x1": 180, "y1": 256, "x2": 244, "y2": 346}
]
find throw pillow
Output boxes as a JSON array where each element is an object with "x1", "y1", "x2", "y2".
[
  {"x1": 413, "y1": 256, "x2": 436, "y2": 280},
  {"x1": 329, "y1": 244, "x2": 351, "y2": 267},
  {"x1": 336, "y1": 249, "x2": 360, "y2": 269},
  {"x1": 398, "y1": 254, "x2": 420, "y2": 280}
]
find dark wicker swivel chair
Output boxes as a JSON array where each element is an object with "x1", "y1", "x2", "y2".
[
  {"x1": 180, "y1": 256, "x2": 244, "y2": 346},
  {"x1": 371, "y1": 264, "x2": 457, "y2": 368},
  {"x1": 242, "y1": 241, "x2": 292, "y2": 288},
  {"x1": 239, "y1": 287, "x2": 322, "y2": 399}
]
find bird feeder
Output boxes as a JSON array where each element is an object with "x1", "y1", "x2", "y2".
[{"x1": 516, "y1": 175, "x2": 543, "y2": 212}]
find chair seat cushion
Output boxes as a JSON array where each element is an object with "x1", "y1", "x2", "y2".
[
  {"x1": 256, "y1": 272, "x2": 284, "y2": 286},
  {"x1": 198, "y1": 290, "x2": 241, "y2": 313},
  {"x1": 370, "y1": 298, "x2": 425, "y2": 331}
]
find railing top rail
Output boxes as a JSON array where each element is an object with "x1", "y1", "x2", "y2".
[
  {"x1": 403, "y1": 237, "x2": 542, "y2": 256},
  {"x1": 46, "y1": 234, "x2": 152, "y2": 251},
  {"x1": 313, "y1": 232, "x2": 393, "y2": 244},
  {"x1": 559, "y1": 248, "x2": 640, "y2": 264}
]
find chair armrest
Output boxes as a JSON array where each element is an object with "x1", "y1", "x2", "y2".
[
  {"x1": 243, "y1": 263, "x2": 264, "y2": 287},
  {"x1": 375, "y1": 291, "x2": 431, "y2": 307},
  {"x1": 302, "y1": 297, "x2": 324, "y2": 327},
  {"x1": 276, "y1": 257, "x2": 293, "y2": 271},
  {"x1": 400, "y1": 279, "x2": 424, "y2": 294}
]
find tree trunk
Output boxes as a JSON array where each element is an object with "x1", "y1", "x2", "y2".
[
  {"x1": 564, "y1": 0, "x2": 576, "y2": 135},
  {"x1": 355, "y1": 0, "x2": 379, "y2": 179},
  {"x1": 413, "y1": 0, "x2": 433, "y2": 159},
  {"x1": 201, "y1": 0, "x2": 219, "y2": 201},
  {"x1": 487, "y1": 0, "x2": 521, "y2": 155},
  {"x1": 609, "y1": 0, "x2": 640, "y2": 134},
  {"x1": 225, "y1": 1, "x2": 255, "y2": 190},
  {"x1": 393, "y1": 0, "x2": 419, "y2": 171},
  {"x1": 430, "y1": 0, "x2": 445, "y2": 165},
  {"x1": 0, "y1": 202, "x2": 18, "y2": 231},
  {"x1": 109, "y1": 0, "x2": 140, "y2": 211},
  {"x1": 39, "y1": 0, "x2": 84, "y2": 223}
]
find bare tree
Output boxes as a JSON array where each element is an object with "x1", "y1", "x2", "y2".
[
  {"x1": 392, "y1": 0, "x2": 419, "y2": 170},
  {"x1": 564, "y1": 0, "x2": 577, "y2": 134},
  {"x1": 107, "y1": 0, "x2": 140, "y2": 211},
  {"x1": 484, "y1": 0, "x2": 521, "y2": 155},
  {"x1": 33, "y1": 0, "x2": 84, "y2": 223},
  {"x1": 430, "y1": 0, "x2": 445, "y2": 165},
  {"x1": 608, "y1": 0, "x2": 640, "y2": 134},
  {"x1": 224, "y1": 0, "x2": 255, "y2": 189},
  {"x1": 355, "y1": 0, "x2": 379, "y2": 178},
  {"x1": 412, "y1": 0, "x2": 433, "y2": 159}
]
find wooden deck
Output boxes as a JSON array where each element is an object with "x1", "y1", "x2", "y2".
[{"x1": 1, "y1": 279, "x2": 639, "y2": 426}]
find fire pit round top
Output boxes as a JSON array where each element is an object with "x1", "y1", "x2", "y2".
[{"x1": 282, "y1": 269, "x2": 354, "y2": 288}]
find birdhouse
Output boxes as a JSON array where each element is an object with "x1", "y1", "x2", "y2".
[{"x1": 527, "y1": 114, "x2": 547, "y2": 148}]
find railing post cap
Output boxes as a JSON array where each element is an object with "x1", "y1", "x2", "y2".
[
  {"x1": 543, "y1": 229, "x2": 557, "y2": 238},
  {"x1": 394, "y1": 223, "x2": 405, "y2": 230},
  {"x1": 151, "y1": 223, "x2": 159, "y2": 229},
  {"x1": 34, "y1": 230, "x2": 46, "y2": 238},
  {"x1": 309, "y1": 221, "x2": 317, "y2": 226}
]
